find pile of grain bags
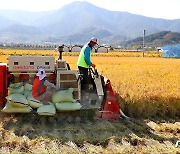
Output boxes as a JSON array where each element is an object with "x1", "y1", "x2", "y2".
[
  {"x1": 2, "y1": 83, "x2": 81, "y2": 114},
  {"x1": 2, "y1": 82, "x2": 57, "y2": 116},
  {"x1": 52, "y1": 88, "x2": 82, "y2": 111},
  {"x1": 2, "y1": 82, "x2": 32, "y2": 113}
]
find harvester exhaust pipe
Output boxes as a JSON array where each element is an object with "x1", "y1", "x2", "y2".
[{"x1": 58, "y1": 45, "x2": 64, "y2": 60}]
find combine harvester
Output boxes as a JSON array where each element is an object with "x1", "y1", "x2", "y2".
[{"x1": 0, "y1": 46, "x2": 127, "y2": 123}]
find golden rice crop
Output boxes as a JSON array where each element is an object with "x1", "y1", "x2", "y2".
[
  {"x1": 93, "y1": 57, "x2": 180, "y2": 118},
  {"x1": 0, "y1": 49, "x2": 162, "y2": 57}
]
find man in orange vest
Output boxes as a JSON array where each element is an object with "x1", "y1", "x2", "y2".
[{"x1": 32, "y1": 67, "x2": 58, "y2": 104}]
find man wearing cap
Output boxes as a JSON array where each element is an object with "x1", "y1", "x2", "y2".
[
  {"x1": 77, "y1": 37, "x2": 98, "y2": 89},
  {"x1": 32, "y1": 67, "x2": 58, "y2": 104}
]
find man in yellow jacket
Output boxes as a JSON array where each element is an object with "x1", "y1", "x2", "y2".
[{"x1": 77, "y1": 37, "x2": 98, "y2": 89}]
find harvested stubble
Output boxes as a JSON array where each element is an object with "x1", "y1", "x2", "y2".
[{"x1": 0, "y1": 113, "x2": 180, "y2": 153}]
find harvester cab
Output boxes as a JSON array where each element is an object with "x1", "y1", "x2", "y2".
[{"x1": 0, "y1": 45, "x2": 122, "y2": 122}]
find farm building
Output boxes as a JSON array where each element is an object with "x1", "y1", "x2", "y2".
[
  {"x1": 162, "y1": 44, "x2": 180, "y2": 58},
  {"x1": 92, "y1": 46, "x2": 108, "y2": 53},
  {"x1": 97, "y1": 46, "x2": 108, "y2": 53},
  {"x1": 71, "y1": 45, "x2": 82, "y2": 52},
  {"x1": 70, "y1": 45, "x2": 108, "y2": 53},
  {"x1": 63, "y1": 45, "x2": 70, "y2": 52}
]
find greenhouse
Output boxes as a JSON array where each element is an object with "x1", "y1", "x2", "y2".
[{"x1": 162, "y1": 44, "x2": 180, "y2": 58}]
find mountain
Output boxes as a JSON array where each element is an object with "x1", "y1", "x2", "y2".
[
  {"x1": 0, "y1": 10, "x2": 50, "y2": 25},
  {"x1": 124, "y1": 31, "x2": 180, "y2": 48},
  {"x1": 0, "y1": 24, "x2": 44, "y2": 42},
  {"x1": 0, "y1": 15, "x2": 18, "y2": 29},
  {"x1": 0, "y1": 1, "x2": 180, "y2": 45}
]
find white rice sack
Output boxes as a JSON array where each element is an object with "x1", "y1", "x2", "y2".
[
  {"x1": 24, "y1": 83, "x2": 32, "y2": 91},
  {"x1": 24, "y1": 83, "x2": 33, "y2": 98},
  {"x1": 9, "y1": 100, "x2": 29, "y2": 108},
  {"x1": 55, "y1": 102, "x2": 82, "y2": 111},
  {"x1": 6, "y1": 93, "x2": 29, "y2": 106},
  {"x1": 9, "y1": 82, "x2": 23, "y2": 88},
  {"x1": 37, "y1": 102, "x2": 56, "y2": 116},
  {"x1": 51, "y1": 88, "x2": 75, "y2": 103},
  {"x1": 27, "y1": 96, "x2": 43, "y2": 108},
  {"x1": 2, "y1": 102, "x2": 32, "y2": 113},
  {"x1": 8, "y1": 86, "x2": 24, "y2": 95},
  {"x1": 24, "y1": 90, "x2": 32, "y2": 98}
]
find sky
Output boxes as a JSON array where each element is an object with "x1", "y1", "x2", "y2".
[{"x1": 0, "y1": 0, "x2": 180, "y2": 20}]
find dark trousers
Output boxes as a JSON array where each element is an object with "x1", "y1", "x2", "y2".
[{"x1": 78, "y1": 66, "x2": 89, "y2": 89}]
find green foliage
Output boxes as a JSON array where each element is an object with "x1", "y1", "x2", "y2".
[{"x1": 124, "y1": 31, "x2": 180, "y2": 48}]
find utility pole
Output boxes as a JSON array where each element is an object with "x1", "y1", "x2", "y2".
[{"x1": 142, "y1": 29, "x2": 146, "y2": 57}]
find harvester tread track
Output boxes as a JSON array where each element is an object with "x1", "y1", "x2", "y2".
[{"x1": 1, "y1": 108, "x2": 98, "y2": 125}]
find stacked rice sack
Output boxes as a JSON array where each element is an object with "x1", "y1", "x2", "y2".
[
  {"x1": 2, "y1": 83, "x2": 81, "y2": 114},
  {"x1": 1, "y1": 82, "x2": 56, "y2": 115},
  {"x1": 52, "y1": 88, "x2": 82, "y2": 111},
  {"x1": 2, "y1": 82, "x2": 33, "y2": 113},
  {"x1": 37, "y1": 102, "x2": 56, "y2": 116}
]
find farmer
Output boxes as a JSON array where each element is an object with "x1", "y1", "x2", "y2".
[
  {"x1": 77, "y1": 37, "x2": 98, "y2": 89},
  {"x1": 32, "y1": 67, "x2": 58, "y2": 104}
]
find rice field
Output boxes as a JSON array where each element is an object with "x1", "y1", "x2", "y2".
[
  {"x1": 0, "y1": 49, "x2": 179, "y2": 153},
  {"x1": 0, "y1": 49, "x2": 179, "y2": 118}
]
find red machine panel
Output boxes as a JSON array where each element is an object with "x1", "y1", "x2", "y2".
[
  {"x1": 102, "y1": 79, "x2": 120, "y2": 120},
  {"x1": 0, "y1": 64, "x2": 7, "y2": 107}
]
